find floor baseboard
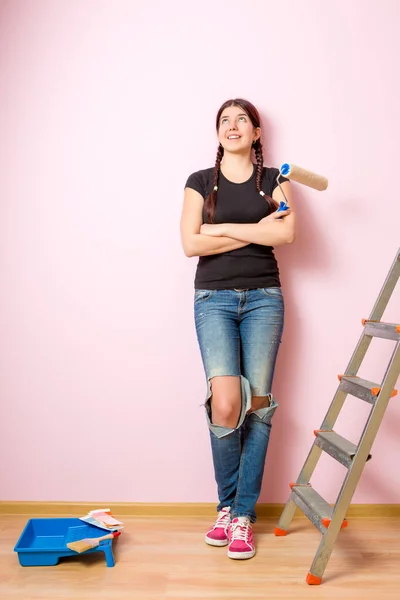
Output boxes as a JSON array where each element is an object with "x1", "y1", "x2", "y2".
[{"x1": 1, "y1": 501, "x2": 399, "y2": 518}]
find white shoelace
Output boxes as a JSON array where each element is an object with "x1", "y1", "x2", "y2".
[
  {"x1": 230, "y1": 517, "x2": 251, "y2": 541},
  {"x1": 213, "y1": 507, "x2": 231, "y2": 530}
]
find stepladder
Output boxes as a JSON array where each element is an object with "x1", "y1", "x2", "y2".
[{"x1": 275, "y1": 247, "x2": 400, "y2": 585}]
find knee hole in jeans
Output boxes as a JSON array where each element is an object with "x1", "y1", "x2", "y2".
[{"x1": 208, "y1": 376, "x2": 241, "y2": 428}]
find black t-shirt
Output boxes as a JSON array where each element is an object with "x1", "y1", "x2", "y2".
[{"x1": 185, "y1": 164, "x2": 288, "y2": 290}]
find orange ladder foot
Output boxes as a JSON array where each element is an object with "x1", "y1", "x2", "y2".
[
  {"x1": 274, "y1": 527, "x2": 287, "y2": 536},
  {"x1": 306, "y1": 573, "x2": 322, "y2": 585},
  {"x1": 321, "y1": 517, "x2": 348, "y2": 529}
]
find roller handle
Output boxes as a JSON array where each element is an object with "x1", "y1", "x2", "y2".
[{"x1": 276, "y1": 201, "x2": 289, "y2": 213}]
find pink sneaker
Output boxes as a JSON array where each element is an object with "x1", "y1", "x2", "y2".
[
  {"x1": 205, "y1": 507, "x2": 231, "y2": 546},
  {"x1": 227, "y1": 516, "x2": 255, "y2": 559}
]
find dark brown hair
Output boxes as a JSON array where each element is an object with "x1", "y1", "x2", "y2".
[{"x1": 204, "y1": 98, "x2": 278, "y2": 223}]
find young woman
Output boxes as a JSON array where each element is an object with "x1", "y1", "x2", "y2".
[{"x1": 180, "y1": 98, "x2": 295, "y2": 560}]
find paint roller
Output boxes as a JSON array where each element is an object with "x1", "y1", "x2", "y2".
[{"x1": 275, "y1": 163, "x2": 328, "y2": 213}]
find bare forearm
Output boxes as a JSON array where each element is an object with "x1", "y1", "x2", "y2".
[
  {"x1": 222, "y1": 222, "x2": 295, "y2": 246},
  {"x1": 185, "y1": 234, "x2": 249, "y2": 257}
]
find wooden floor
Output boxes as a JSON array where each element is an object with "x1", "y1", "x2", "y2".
[{"x1": 1, "y1": 514, "x2": 399, "y2": 599}]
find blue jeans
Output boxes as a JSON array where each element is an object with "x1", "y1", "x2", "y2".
[{"x1": 194, "y1": 287, "x2": 284, "y2": 522}]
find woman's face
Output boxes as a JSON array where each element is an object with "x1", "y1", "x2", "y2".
[{"x1": 217, "y1": 105, "x2": 260, "y2": 153}]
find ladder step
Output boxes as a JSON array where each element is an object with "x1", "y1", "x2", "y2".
[
  {"x1": 338, "y1": 375, "x2": 398, "y2": 405},
  {"x1": 290, "y1": 484, "x2": 347, "y2": 534},
  {"x1": 362, "y1": 319, "x2": 400, "y2": 341},
  {"x1": 314, "y1": 430, "x2": 372, "y2": 468}
]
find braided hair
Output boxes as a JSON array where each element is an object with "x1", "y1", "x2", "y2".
[
  {"x1": 204, "y1": 143, "x2": 224, "y2": 225},
  {"x1": 204, "y1": 99, "x2": 279, "y2": 223}
]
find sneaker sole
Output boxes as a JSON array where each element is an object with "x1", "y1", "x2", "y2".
[
  {"x1": 205, "y1": 535, "x2": 229, "y2": 547},
  {"x1": 227, "y1": 549, "x2": 256, "y2": 560}
]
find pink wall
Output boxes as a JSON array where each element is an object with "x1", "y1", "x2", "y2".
[{"x1": 0, "y1": 0, "x2": 399, "y2": 504}]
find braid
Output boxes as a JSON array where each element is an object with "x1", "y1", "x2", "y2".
[
  {"x1": 204, "y1": 144, "x2": 224, "y2": 223},
  {"x1": 254, "y1": 139, "x2": 279, "y2": 211}
]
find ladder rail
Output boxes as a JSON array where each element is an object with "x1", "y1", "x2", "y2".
[
  {"x1": 368, "y1": 248, "x2": 400, "y2": 322},
  {"x1": 275, "y1": 248, "x2": 400, "y2": 584},
  {"x1": 333, "y1": 342, "x2": 400, "y2": 523},
  {"x1": 321, "y1": 248, "x2": 400, "y2": 430},
  {"x1": 309, "y1": 341, "x2": 400, "y2": 580}
]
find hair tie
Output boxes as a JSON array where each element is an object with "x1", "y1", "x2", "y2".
[
  {"x1": 213, "y1": 186, "x2": 218, "y2": 192},
  {"x1": 259, "y1": 190, "x2": 265, "y2": 197}
]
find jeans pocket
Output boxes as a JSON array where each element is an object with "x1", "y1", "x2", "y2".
[
  {"x1": 194, "y1": 289, "x2": 214, "y2": 303},
  {"x1": 261, "y1": 287, "x2": 283, "y2": 298}
]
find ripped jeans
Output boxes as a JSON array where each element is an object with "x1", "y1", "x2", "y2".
[{"x1": 194, "y1": 287, "x2": 284, "y2": 522}]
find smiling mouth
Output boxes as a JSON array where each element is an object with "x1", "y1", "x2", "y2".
[{"x1": 227, "y1": 135, "x2": 241, "y2": 140}]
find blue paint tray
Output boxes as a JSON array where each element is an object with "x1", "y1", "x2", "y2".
[{"x1": 14, "y1": 518, "x2": 118, "y2": 567}]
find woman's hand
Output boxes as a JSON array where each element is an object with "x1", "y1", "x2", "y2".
[
  {"x1": 200, "y1": 210, "x2": 291, "y2": 236},
  {"x1": 259, "y1": 208, "x2": 291, "y2": 224},
  {"x1": 200, "y1": 223, "x2": 226, "y2": 237}
]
